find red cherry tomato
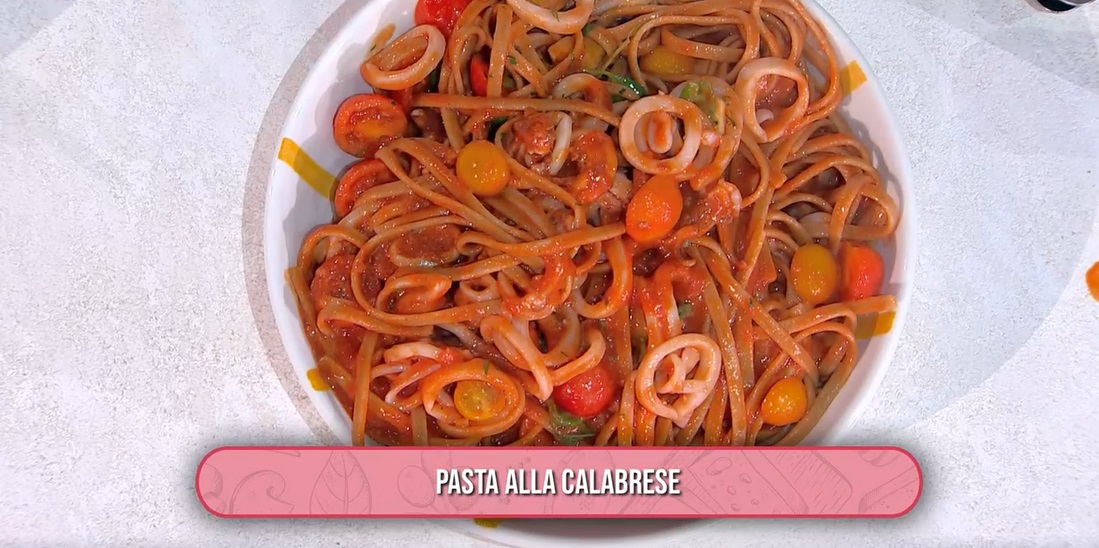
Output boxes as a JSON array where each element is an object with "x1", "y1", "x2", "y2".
[
  {"x1": 552, "y1": 363, "x2": 616, "y2": 418},
  {"x1": 414, "y1": 0, "x2": 472, "y2": 36},
  {"x1": 333, "y1": 159, "x2": 396, "y2": 217},
  {"x1": 840, "y1": 243, "x2": 885, "y2": 301},
  {"x1": 469, "y1": 54, "x2": 489, "y2": 97},
  {"x1": 332, "y1": 93, "x2": 408, "y2": 158}
]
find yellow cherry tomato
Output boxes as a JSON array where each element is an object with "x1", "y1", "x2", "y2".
[
  {"x1": 454, "y1": 379, "x2": 506, "y2": 421},
  {"x1": 640, "y1": 45, "x2": 696, "y2": 77},
  {"x1": 790, "y1": 243, "x2": 839, "y2": 305},
  {"x1": 581, "y1": 38, "x2": 605, "y2": 71},
  {"x1": 457, "y1": 140, "x2": 511, "y2": 196},
  {"x1": 760, "y1": 377, "x2": 808, "y2": 426}
]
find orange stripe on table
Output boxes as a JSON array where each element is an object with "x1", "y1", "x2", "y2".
[
  {"x1": 278, "y1": 137, "x2": 337, "y2": 198},
  {"x1": 839, "y1": 61, "x2": 867, "y2": 96}
]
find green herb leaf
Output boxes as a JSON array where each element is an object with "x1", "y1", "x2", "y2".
[
  {"x1": 537, "y1": 330, "x2": 549, "y2": 353},
  {"x1": 426, "y1": 65, "x2": 441, "y2": 93},
  {"x1": 482, "y1": 360, "x2": 490, "y2": 374},
  {"x1": 582, "y1": 22, "x2": 597, "y2": 36},
  {"x1": 679, "y1": 81, "x2": 700, "y2": 101},
  {"x1": 584, "y1": 69, "x2": 648, "y2": 97},
  {"x1": 502, "y1": 72, "x2": 516, "y2": 90},
  {"x1": 677, "y1": 301, "x2": 693, "y2": 319},
  {"x1": 678, "y1": 80, "x2": 718, "y2": 123},
  {"x1": 547, "y1": 401, "x2": 595, "y2": 446},
  {"x1": 487, "y1": 115, "x2": 509, "y2": 141},
  {"x1": 610, "y1": 93, "x2": 625, "y2": 103},
  {"x1": 507, "y1": 55, "x2": 517, "y2": 65}
]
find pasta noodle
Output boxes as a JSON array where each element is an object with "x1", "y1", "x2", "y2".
[{"x1": 291, "y1": 0, "x2": 901, "y2": 447}]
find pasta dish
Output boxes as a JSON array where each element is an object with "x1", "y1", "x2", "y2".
[{"x1": 288, "y1": 0, "x2": 900, "y2": 447}]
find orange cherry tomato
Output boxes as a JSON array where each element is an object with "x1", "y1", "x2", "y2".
[
  {"x1": 625, "y1": 175, "x2": 683, "y2": 243},
  {"x1": 840, "y1": 243, "x2": 885, "y2": 302},
  {"x1": 332, "y1": 94, "x2": 408, "y2": 158},
  {"x1": 456, "y1": 140, "x2": 511, "y2": 196},
  {"x1": 454, "y1": 379, "x2": 507, "y2": 421},
  {"x1": 333, "y1": 159, "x2": 396, "y2": 217},
  {"x1": 310, "y1": 254, "x2": 357, "y2": 311},
  {"x1": 760, "y1": 377, "x2": 808, "y2": 426},
  {"x1": 552, "y1": 363, "x2": 616, "y2": 419},
  {"x1": 790, "y1": 243, "x2": 839, "y2": 306},
  {"x1": 469, "y1": 54, "x2": 489, "y2": 97},
  {"x1": 415, "y1": 0, "x2": 472, "y2": 36}
]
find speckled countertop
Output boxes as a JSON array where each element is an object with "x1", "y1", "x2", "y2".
[{"x1": 1, "y1": 0, "x2": 1098, "y2": 545}]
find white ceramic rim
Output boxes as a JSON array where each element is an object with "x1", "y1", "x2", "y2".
[{"x1": 259, "y1": 0, "x2": 917, "y2": 543}]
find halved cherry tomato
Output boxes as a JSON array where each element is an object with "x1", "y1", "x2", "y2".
[
  {"x1": 332, "y1": 94, "x2": 408, "y2": 158},
  {"x1": 760, "y1": 377, "x2": 808, "y2": 426},
  {"x1": 334, "y1": 159, "x2": 396, "y2": 217},
  {"x1": 469, "y1": 54, "x2": 489, "y2": 97},
  {"x1": 454, "y1": 379, "x2": 507, "y2": 421},
  {"x1": 310, "y1": 254, "x2": 357, "y2": 311},
  {"x1": 415, "y1": 0, "x2": 473, "y2": 36},
  {"x1": 552, "y1": 363, "x2": 616, "y2": 419},
  {"x1": 625, "y1": 175, "x2": 683, "y2": 243},
  {"x1": 840, "y1": 243, "x2": 885, "y2": 301}
]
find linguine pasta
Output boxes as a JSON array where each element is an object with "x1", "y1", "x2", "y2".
[{"x1": 289, "y1": 0, "x2": 900, "y2": 448}]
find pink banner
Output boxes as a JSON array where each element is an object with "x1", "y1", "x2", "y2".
[{"x1": 196, "y1": 447, "x2": 920, "y2": 518}]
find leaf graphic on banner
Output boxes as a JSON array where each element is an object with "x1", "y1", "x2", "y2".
[
  {"x1": 199, "y1": 464, "x2": 226, "y2": 514},
  {"x1": 309, "y1": 451, "x2": 371, "y2": 514},
  {"x1": 229, "y1": 471, "x2": 294, "y2": 514},
  {"x1": 858, "y1": 468, "x2": 920, "y2": 514},
  {"x1": 397, "y1": 466, "x2": 436, "y2": 508},
  {"x1": 269, "y1": 449, "x2": 302, "y2": 457}
]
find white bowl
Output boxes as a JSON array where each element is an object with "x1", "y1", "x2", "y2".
[{"x1": 261, "y1": 0, "x2": 915, "y2": 543}]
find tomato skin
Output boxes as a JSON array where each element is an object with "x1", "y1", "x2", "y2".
[
  {"x1": 840, "y1": 243, "x2": 885, "y2": 301},
  {"x1": 790, "y1": 243, "x2": 839, "y2": 306},
  {"x1": 552, "y1": 363, "x2": 616, "y2": 418},
  {"x1": 333, "y1": 159, "x2": 395, "y2": 217},
  {"x1": 760, "y1": 376, "x2": 808, "y2": 426},
  {"x1": 456, "y1": 140, "x2": 510, "y2": 196},
  {"x1": 388, "y1": 87, "x2": 416, "y2": 114},
  {"x1": 332, "y1": 94, "x2": 408, "y2": 158},
  {"x1": 310, "y1": 254, "x2": 357, "y2": 311},
  {"x1": 625, "y1": 175, "x2": 684, "y2": 243},
  {"x1": 415, "y1": 0, "x2": 472, "y2": 36},
  {"x1": 469, "y1": 55, "x2": 489, "y2": 97}
]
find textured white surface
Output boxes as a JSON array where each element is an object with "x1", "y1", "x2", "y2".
[{"x1": 1, "y1": 0, "x2": 1097, "y2": 545}]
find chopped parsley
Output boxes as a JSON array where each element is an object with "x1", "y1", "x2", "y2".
[
  {"x1": 487, "y1": 115, "x2": 509, "y2": 141},
  {"x1": 678, "y1": 80, "x2": 719, "y2": 123},
  {"x1": 677, "y1": 301, "x2": 693, "y2": 319},
  {"x1": 482, "y1": 360, "x2": 490, "y2": 375},
  {"x1": 546, "y1": 401, "x2": 595, "y2": 446},
  {"x1": 507, "y1": 55, "x2": 517, "y2": 65},
  {"x1": 582, "y1": 22, "x2": 597, "y2": 36},
  {"x1": 584, "y1": 69, "x2": 648, "y2": 97}
]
